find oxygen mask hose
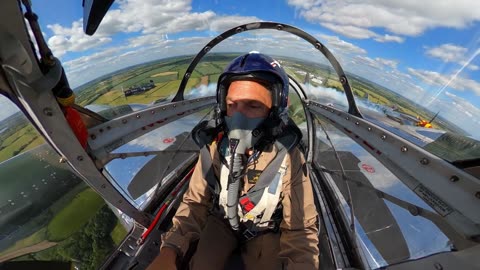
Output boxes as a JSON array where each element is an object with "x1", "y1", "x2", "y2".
[
  {"x1": 224, "y1": 112, "x2": 265, "y2": 231},
  {"x1": 227, "y1": 144, "x2": 245, "y2": 231}
]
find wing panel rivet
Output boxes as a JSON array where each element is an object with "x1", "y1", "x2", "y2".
[
  {"x1": 367, "y1": 127, "x2": 372, "y2": 131},
  {"x1": 151, "y1": 110, "x2": 155, "y2": 114},
  {"x1": 355, "y1": 121, "x2": 359, "y2": 125},
  {"x1": 420, "y1": 158, "x2": 429, "y2": 165},
  {"x1": 136, "y1": 114, "x2": 141, "y2": 119},
  {"x1": 401, "y1": 146, "x2": 408, "y2": 152},
  {"x1": 450, "y1": 175, "x2": 459, "y2": 182},
  {"x1": 381, "y1": 134, "x2": 387, "y2": 140},
  {"x1": 122, "y1": 119, "x2": 128, "y2": 124},
  {"x1": 77, "y1": 156, "x2": 84, "y2": 161},
  {"x1": 345, "y1": 116, "x2": 350, "y2": 120},
  {"x1": 43, "y1": 108, "x2": 53, "y2": 116}
]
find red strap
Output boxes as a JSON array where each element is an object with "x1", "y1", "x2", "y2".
[
  {"x1": 64, "y1": 107, "x2": 88, "y2": 149},
  {"x1": 240, "y1": 197, "x2": 255, "y2": 212}
]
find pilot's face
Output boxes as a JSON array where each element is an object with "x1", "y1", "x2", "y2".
[{"x1": 226, "y1": 80, "x2": 272, "y2": 118}]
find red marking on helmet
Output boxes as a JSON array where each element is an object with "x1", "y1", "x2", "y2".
[
  {"x1": 163, "y1": 137, "x2": 175, "y2": 144},
  {"x1": 361, "y1": 164, "x2": 376, "y2": 173}
]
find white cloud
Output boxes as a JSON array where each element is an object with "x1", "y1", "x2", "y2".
[
  {"x1": 374, "y1": 34, "x2": 404, "y2": 43},
  {"x1": 408, "y1": 68, "x2": 480, "y2": 95},
  {"x1": 288, "y1": 0, "x2": 480, "y2": 41},
  {"x1": 318, "y1": 34, "x2": 367, "y2": 54},
  {"x1": 425, "y1": 44, "x2": 480, "y2": 70},
  {"x1": 375, "y1": 57, "x2": 398, "y2": 69},
  {"x1": 47, "y1": 20, "x2": 112, "y2": 57}
]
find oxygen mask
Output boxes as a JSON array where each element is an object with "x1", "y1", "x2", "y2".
[{"x1": 224, "y1": 111, "x2": 265, "y2": 156}]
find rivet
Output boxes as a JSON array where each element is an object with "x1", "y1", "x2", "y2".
[
  {"x1": 315, "y1": 42, "x2": 322, "y2": 50},
  {"x1": 77, "y1": 156, "x2": 84, "y2": 161},
  {"x1": 345, "y1": 116, "x2": 349, "y2": 120},
  {"x1": 106, "y1": 126, "x2": 111, "y2": 130},
  {"x1": 367, "y1": 127, "x2": 372, "y2": 131},
  {"x1": 420, "y1": 158, "x2": 430, "y2": 165},
  {"x1": 475, "y1": 192, "x2": 480, "y2": 199},
  {"x1": 235, "y1": 27, "x2": 243, "y2": 33},
  {"x1": 401, "y1": 146, "x2": 408, "y2": 152},
  {"x1": 90, "y1": 134, "x2": 96, "y2": 140},
  {"x1": 185, "y1": 73, "x2": 190, "y2": 78},
  {"x1": 99, "y1": 128, "x2": 103, "y2": 133},
  {"x1": 355, "y1": 121, "x2": 359, "y2": 125},
  {"x1": 151, "y1": 110, "x2": 155, "y2": 114},
  {"x1": 381, "y1": 134, "x2": 387, "y2": 140},
  {"x1": 122, "y1": 119, "x2": 128, "y2": 124},
  {"x1": 340, "y1": 76, "x2": 347, "y2": 84},
  {"x1": 173, "y1": 104, "x2": 177, "y2": 108},
  {"x1": 450, "y1": 175, "x2": 459, "y2": 182},
  {"x1": 59, "y1": 157, "x2": 67, "y2": 163},
  {"x1": 101, "y1": 184, "x2": 106, "y2": 188},
  {"x1": 136, "y1": 114, "x2": 141, "y2": 119},
  {"x1": 330, "y1": 109, "x2": 334, "y2": 113},
  {"x1": 43, "y1": 108, "x2": 53, "y2": 116},
  {"x1": 276, "y1": 24, "x2": 284, "y2": 30},
  {"x1": 120, "y1": 153, "x2": 127, "y2": 159},
  {"x1": 162, "y1": 107, "x2": 166, "y2": 111},
  {"x1": 204, "y1": 46, "x2": 211, "y2": 52}
]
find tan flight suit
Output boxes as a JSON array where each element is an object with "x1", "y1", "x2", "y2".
[{"x1": 161, "y1": 138, "x2": 319, "y2": 270}]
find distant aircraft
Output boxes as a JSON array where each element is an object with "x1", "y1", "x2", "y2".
[{"x1": 0, "y1": 1, "x2": 479, "y2": 269}]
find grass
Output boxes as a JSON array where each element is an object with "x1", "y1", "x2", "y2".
[
  {"x1": 0, "y1": 228, "x2": 47, "y2": 257},
  {"x1": 110, "y1": 221, "x2": 128, "y2": 246},
  {"x1": 46, "y1": 189, "x2": 105, "y2": 242}
]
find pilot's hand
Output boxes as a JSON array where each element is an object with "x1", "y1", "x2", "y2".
[{"x1": 146, "y1": 247, "x2": 177, "y2": 270}]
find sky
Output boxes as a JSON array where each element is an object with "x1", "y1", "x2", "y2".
[{"x1": 3, "y1": 0, "x2": 480, "y2": 136}]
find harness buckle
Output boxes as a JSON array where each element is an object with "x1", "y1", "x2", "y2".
[{"x1": 242, "y1": 228, "x2": 257, "y2": 241}]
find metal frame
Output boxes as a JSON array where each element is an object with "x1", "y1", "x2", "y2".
[
  {"x1": 88, "y1": 96, "x2": 215, "y2": 164},
  {"x1": 1, "y1": 62, "x2": 152, "y2": 226},
  {"x1": 306, "y1": 99, "x2": 480, "y2": 240},
  {"x1": 172, "y1": 21, "x2": 363, "y2": 118}
]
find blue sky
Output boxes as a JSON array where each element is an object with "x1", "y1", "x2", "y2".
[{"x1": 18, "y1": 0, "x2": 480, "y2": 136}]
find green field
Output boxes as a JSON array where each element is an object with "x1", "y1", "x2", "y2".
[{"x1": 46, "y1": 189, "x2": 106, "y2": 242}]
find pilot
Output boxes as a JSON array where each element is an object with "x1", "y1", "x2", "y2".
[{"x1": 147, "y1": 52, "x2": 319, "y2": 270}]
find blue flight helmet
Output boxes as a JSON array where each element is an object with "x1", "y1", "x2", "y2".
[{"x1": 216, "y1": 52, "x2": 290, "y2": 126}]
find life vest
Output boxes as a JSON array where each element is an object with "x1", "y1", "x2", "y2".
[{"x1": 192, "y1": 118, "x2": 302, "y2": 234}]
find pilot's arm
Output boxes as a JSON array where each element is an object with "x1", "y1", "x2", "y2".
[
  {"x1": 149, "y1": 152, "x2": 213, "y2": 269},
  {"x1": 279, "y1": 147, "x2": 320, "y2": 269}
]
